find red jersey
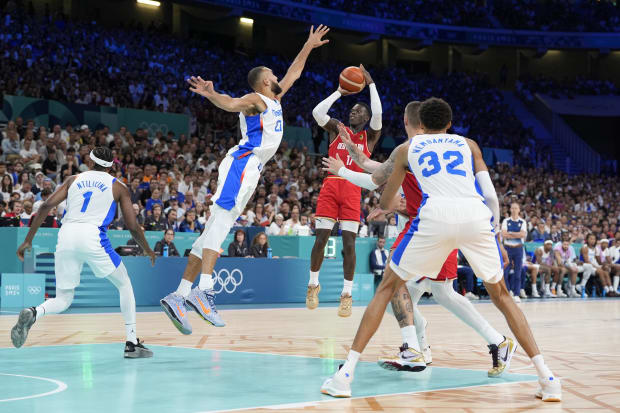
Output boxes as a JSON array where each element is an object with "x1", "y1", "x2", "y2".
[{"x1": 327, "y1": 127, "x2": 371, "y2": 177}]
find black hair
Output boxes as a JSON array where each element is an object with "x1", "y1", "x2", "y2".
[
  {"x1": 91, "y1": 146, "x2": 113, "y2": 171},
  {"x1": 419, "y1": 97, "x2": 452, "y2": 131},
  {"x1": 248, "y1": 66, "x2": 267, "y2": 90}
]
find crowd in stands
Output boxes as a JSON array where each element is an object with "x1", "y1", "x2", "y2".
[
  {"x1": 1, "y1": 122, "x2": 618, "y2": 246},
  {"x1": 516, "y1": 75, "x2": 620, "y2": 101},
  {"x1": 1, "y1": 5, "x2": 539, "y2": 156},
  {"x1": 493, "y1": 0, "x2": 620, "y2": 32}
]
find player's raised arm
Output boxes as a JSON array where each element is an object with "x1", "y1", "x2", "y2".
[
  {"x1": 466, "y1": 138, "x2": 500, "y2": 232},
  {"x1": 379, "y1": 144, "x2": 408, "y2": 210},
  {"x1": 17, "y1": 176, "x2": 76, "y2": 261},
  {"x1": 359, "y1": 64, "x2": 382, "y2": 151},
  {"x1": 187, "y1": 76, "x2": 264, "y2": 115},
  {"x1": 277, "y1": 24, "x2": 330, "y2": 99},
  {"x1": 115, "y1": 181, "x2": 156, "y2": 266}
]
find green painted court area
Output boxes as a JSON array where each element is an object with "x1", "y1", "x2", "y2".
[{"x1": 0, "y1": 344, "x2": 537, "y2": 412}]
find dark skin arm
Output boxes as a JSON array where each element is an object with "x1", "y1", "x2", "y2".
[
  {"x1": 115, "y1": 181, "x2": 156, "y2": 265},
  {"x1": 17, "y1": 176, "x2": 76, "y2": 261}
]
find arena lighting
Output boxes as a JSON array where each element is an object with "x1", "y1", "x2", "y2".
[
  {"x1": 240, "y1": 17, "x2": 254, "y2": 24},
  {"x1": 137, "y1": 0, "x2": 161, "y2": 6}
]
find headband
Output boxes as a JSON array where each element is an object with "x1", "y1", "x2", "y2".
[{"x1": 90, "y1": 150, "x2": 113, "y2": 168}]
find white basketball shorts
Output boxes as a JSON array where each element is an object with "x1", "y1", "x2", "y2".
[
  {"x1": 389, "y1": 199, "x2": 504, "y2": 284},
  {"x1": 54, "y1": 223, "x2": 122, "y2": 289},
  {"x1": 191, "y1": 151, "x2": 262, "y2": 257}
]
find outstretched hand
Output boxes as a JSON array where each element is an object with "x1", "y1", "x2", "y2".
[
  {"x1": 359, "y1": 64, "x2": 374, "y2": 85},
  {"x1": 322, "y1": 154, "x2": 345, "y2": 175},
  {"x1": 367, "y1": 207, "x2": 388, "y2": 221},
  {"x1": 16, "y1": 241, "x2": 32, "y2": 262},
  {"x1": 187, "y1": 76, "x2": 215, "y2": 97},
  {"x1": 306, "y1": 24, "x2": 330, "y2": 49}
]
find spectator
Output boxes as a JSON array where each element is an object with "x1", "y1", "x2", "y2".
[
  {"x1": 33, "y1": 188, "x2": 52, "y2": 213},
  {"x1": 529, "y1": 222, "x2": 550, "y2": 242},
  {"x1": 165, "y1": 209, "x2": 180, "y2": 232},
  {"x1": 4, "y1": 200, "x2": 23, "y2": 218},
  {"x1": 128, "y1": 178, "x2": 143, "y2": 205},
  {"x1": 456, "y1": 252, "x2": 479, "y2": 300},
  {"x1": 369, "y1": 236, "x2": 388, "y2": 292},
  {"x1": 1, "y1": 174, "x2": 13, "y2": 200},
  {"x1": 253, "y1": 203, "x2": 272, "y2": 227},
  {"x1": 144, "y1": 204, "x2": 166, "y2": 231},
  {"x1": 18, "y1": 180, "x2": 35, "y2": 202},
  {"x1": 293, "y1": 215, "x2": 312, "y2": 236},
  {"x1": 384, "y1": 216, "x2": 399, "y2": 238},
  {"x1": 1, "y1": 130, "x2": 21, "y2": 161},
  {"x1": 20, "y1": 200, "x2": 34, "y2": 225},
  {"x1": 145, "y1": 188, "x2": 164, "y2": 213},
  {"x1": 250, "y1": 232, "x2": 270, "y2": 258},
  {"x1": 267, "y1": 213, "x2": 286, "y2": 236},
  {"x1": 534, "y1": 240, "x2": 560, "y2": 298},
  {"x1": 19, "y1": 137, "x2": 40, "y2": 163},
  {"x1": 580, "y1": 233, "x2": 617, "y2": 296},
  {"x1": 228, "y1": 229, "x2": 250, "y2": 257},
  {"x1": 42, "y1": 150, "x2": 58, "y2": 180},
  {"x1": 179, "y1": 209, "x2": 203, "y2": 233},
  {"x1": 28, "y1": 206, "x2": 59, "y2": 228},
  {"x1": 154, "y1": 230, "x2": 180, "y2": 257},
  {"x1": 502, "y1": 202, "x2": 527, "y2": 302},
  {"x1": 283, "y1": 205, "x2": 302, "y2": 235}
]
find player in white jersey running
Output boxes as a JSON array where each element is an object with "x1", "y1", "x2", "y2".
[
  {"x1": 159, "y1": 25, "x2": 330, "y2": 334},
  {"x1": 11, "y1": 147, "x2": 156, "y2": 358},
  {"x1": 321, "y1": 98, "x2": 561, "y2": 402}
]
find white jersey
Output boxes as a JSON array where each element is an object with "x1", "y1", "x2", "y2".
[
  {"x1": 407, "y1": 134, "x2": 483, "y2": 202},
  {"x1": 233, "y1": 92, "x2": 284, "y2": 165},
  {"x1": 62, "y1": 171, "x2": 117, "y2": 228},
  {"x1": 536, "y1": 246, "x2": 554, "y2": 266}
]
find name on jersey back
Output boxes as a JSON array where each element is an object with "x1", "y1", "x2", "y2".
[
  {"x1": 76, "y1": 180, "x2": 109, "y2": 192},
  {"x1": 411, "y1": 136, "x2": 465, "y2": 154}
]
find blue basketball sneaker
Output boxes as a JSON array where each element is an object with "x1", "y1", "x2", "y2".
[
  {"x1": 186, "y1": 287, "x2": 225, "y2": 327},
  {"x1": 160, "y1": 293, "x2": 192, "y2": 335}
]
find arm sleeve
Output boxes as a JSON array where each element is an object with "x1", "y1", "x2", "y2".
[
  {"x1": 338, "y1": 167, "x2": 379, "y2": 190},
  {"x1": 368, "y1": 83, "x2": 382, "y2": 130},
  {"x1": 475, "y1": 171, "x2": 500, "y2": 233},
  {"x1": 311, "y1": 90, "x2": 341, "y2": 127}
]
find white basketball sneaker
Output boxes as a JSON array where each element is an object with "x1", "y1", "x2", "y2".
[
  {"x1": 321, "y1": 365, "x2": 352, "y2": 398},
  {"x1": 536, "y1": 376, "x2": 562, "y2": 402}
]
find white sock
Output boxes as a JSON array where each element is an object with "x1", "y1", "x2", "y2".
[
  {"x1": 613, "y1": 276, "x2": 619, "y2": 291},
  {"x1": 604, "y1": 285, "x2": 610, "y2": 293},
  {"x1": 532, "y1": 354, "x2": 555, "y2": 380},
  {"x1": 531, "y1": 283, "x2": 538, "y2": 293},
  {"x1": 341, "y1": 279, "x2": 353, "y2": 296},
  {"x1": 35, "y1": 305, "x2": 46, "y2": 320},
  {"x1": 176, "y1": 278, "x2": 193, "y2": 297},
  {"x1": 338, "y1": 349, "x2": 360, "y2": 380},
  {"x1": 400, "y1": 325, "x2": 420, "y2": 351},
  {"x1": 125, "y1": 323, "x2": 137, "y2": 345},
  {"x1": 431, "y1": 281, "x2": 504, "y2": 346},
  {"x1": 570, "y1": 284, "x2": 576, "y2": 293},
  {"x1": 551, "y1": 282, "x2": 557, "y2": 291},
  {"x1": 309, "y1": 271, "x2": 319, "y2": 286},
  {"x1": 107, "y1": 264, "x2": 137, "y2": 344},
  {"x1": 199, "y1": 273, "x2": 214, "y2": 291}
]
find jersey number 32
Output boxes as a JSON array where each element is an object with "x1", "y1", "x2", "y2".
[{"x1": 418, "y1": 150, "x2": 466, "y2": 177}]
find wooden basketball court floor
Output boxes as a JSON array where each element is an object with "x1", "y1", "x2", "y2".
[{"x1": 0, "y1": 298, "x2": 619, "y2": 412}]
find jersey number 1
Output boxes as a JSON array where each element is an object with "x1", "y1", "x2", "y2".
[
  {"x1": 346, "y1": 155, "x2": 353, "y2": 166},
  {"x1": 81, "y1": 191, "x2": 93, "y2": 213}
]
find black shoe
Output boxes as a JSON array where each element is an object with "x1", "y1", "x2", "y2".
[
  {"x1": 124, "y1": 338, "x2": 153, "y2": 358},
  {"x1": 11, "y1": 307, "x2": 37, "y2": 348}
]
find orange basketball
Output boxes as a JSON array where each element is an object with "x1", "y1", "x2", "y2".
[{"x1": 339, "y1": 66, "x2": 365, "y2": 93}]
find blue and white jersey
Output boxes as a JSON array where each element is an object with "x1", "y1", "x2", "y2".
[
  {"x1": 407, "y1": 133, "x2": 483, "y2": 202},
  {"x1": 232, "y1": 93, "x2": 283, "y2": 165},
  {"x1": 501, "y1": 217, "x2": 527, "y2": 246},
  {"x1": 62, "y1": 171, "x2": 117, "y2": 229}
]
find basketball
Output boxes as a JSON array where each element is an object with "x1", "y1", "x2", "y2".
[{"x1": 339, "y1": 66, "x2": 366, "y2": 93}]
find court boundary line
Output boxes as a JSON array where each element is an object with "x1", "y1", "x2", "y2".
[
  {"x1": 0, "y1": 373, "x2": 68, "y2": 402},
  {"x1": 198, "y1": 379, "x2": 540, "y2": 413}
]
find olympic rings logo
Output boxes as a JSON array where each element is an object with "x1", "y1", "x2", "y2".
[
  {"x1": 138, "y1": 122, "x2": 169, "y2": 137},
  {"x1": 27, "y1": 286, "x2": 42, "y2": 295},
  {"x1": 213, "y1": 269, "x2": 243, "y2": 294}
]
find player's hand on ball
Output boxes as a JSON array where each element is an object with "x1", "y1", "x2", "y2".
[
  {"x1": 322, "y1": 154, "x2": 345, "y2": 175},
  {"x1": 187, "y1": 76, "x2": 214, "y2": 97},
  {"x1": 359, "y1": 64, "x2": 374, "y2": 85},
  {"x1": 16, "y1": 241, "x2": 32, "y2": 262},
  {"x1": 306, "y1": 24, "x2": 330, "y2": 49},
  {"x1": 337, "y1": 86, "x2": 358, "y2": 96}
]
